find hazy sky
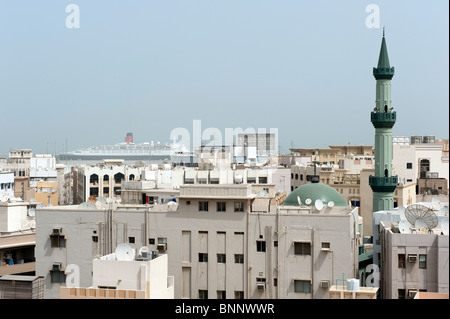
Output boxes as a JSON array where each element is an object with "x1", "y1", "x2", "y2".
[{"x1": 0, "y1": 0, "x2": 448, "y2": 156}]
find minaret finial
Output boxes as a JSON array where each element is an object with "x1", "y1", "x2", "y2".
[{"x1": 383, "y1": 26, "x2": 385, "y2": 37}]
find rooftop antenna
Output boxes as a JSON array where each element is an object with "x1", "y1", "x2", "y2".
[{"x1": 405, "y1": 204, "x2": 439, "y2": 233}]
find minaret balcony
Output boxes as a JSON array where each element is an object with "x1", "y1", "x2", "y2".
[
  {"x1": 371, "y1": 111, "x2": 396, "y2": 128},
  {"x1": 369, "y1": 175, "x2": 398, "y2": 193},
  {"x1": 373, "y1": 67, "x2": 394, "y2": 79}
]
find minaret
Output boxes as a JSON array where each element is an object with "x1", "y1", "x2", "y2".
[{"x1": 369, "y1": 29, "x2": 398, "y2": 212}]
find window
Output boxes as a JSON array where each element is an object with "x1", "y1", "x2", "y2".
[
  {"x1": 92, "y1": 236, "x2": 98, "y2": 242},
  {"x1": 217, "y1": 254, "x2": 226, "y2": 263},
  {"x1": 294, "y1": 242, "x2": 311, "y2": 255},
  {"x1": 406, "y1": 163, "x2": 413, "y2": 169},
  {"x1": 256, "y1": 241, "x2": 266, "y2": 252},
  {"x1": 419, "y1": 254, "x2": 427, "y2": 269},
  {"x1": 274, "y1": 278, "x2": 278, "y2": 287},
  {"x1": 295, "y1": 174, "x2": 299, "y2": 180},
  {"x1": 350, "y1": 200, "x2": 360, "y2": 207},
  {"x1": 274, "y1": 241, "x2": 278, "y2": 247},
  {"x1": 398, "y1": 289, "x2": 406, "y2": 299},
  {"x1": 259, "y1": 177, "x2": 267, "y2": 184},
  {"x1": 217, "y1": 202, "x2": 226, "y2": 212},
  {"x1": 217, "y1": 290, "x2": 226, "y2": 299},
  {"x1": 234, "y1": 291, "x2": 244, "y2": 299},
  {"x1": 50, "y1": 234, "x2": 66, "y2": 248},
  {"x1": 234, "y1": 202, "x2": 244, "y2": 212},
  {"x1": 321, "y1": 242, "x2": 330, "y2": 250},
  {"x1": 300, "y1": 175, "x2": 303, "y2": 181},
  {"x1": 199, "y1": 253, "x2": 208, "y2": 262},
  {"x1": 398, "y1": 254, "x2": 406, "y2": 269},
  {"x1": 199, "y1": 201, "x2": 208, "y2": 212},
  {"x1": 50, "y1": 265, "x2": 66, "y2": 283},
  {"x1": 128, "y1": 237, "x2": 135, "y2": 244},
  {"x1": 235, "y1": 254, "x2": 244, "y2": 264},
  {"x1": 294, "y1": 280, "x2": 311, "y2": 293},
  {"x1": 199, "y1": 290, "x2": 208, "y2": 299},
  {"x1": 149, "y1": 238, "x2": 155, "y2": 245}
]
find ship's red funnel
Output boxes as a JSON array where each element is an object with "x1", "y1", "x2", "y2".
[{"x1": 125, "y1": 133, "x2": 133, "y2": 144}]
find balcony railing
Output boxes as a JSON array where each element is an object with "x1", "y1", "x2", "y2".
[
  {"x1": 370, "y1": 111, "x2": 396, "y2": 128},
  {"x1": 369, "y1": 175, "x2": 398, "y2": 192}
]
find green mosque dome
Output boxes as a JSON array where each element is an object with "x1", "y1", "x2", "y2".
[{"x1": 283, "y1": 183, "x2": 348, "y2": 207}]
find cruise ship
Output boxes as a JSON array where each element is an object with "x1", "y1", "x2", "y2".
[{"x1": 57, "y1": 133, "x2": 194, "y2": 164}]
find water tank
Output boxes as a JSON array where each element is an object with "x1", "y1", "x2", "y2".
[
  {"x1": 346, "y1": 278, "x2": 360, "y2": 291},
  {"x1": 423, "y1": 135, "x2": 435, "y2": 144},
  {"x1": 410, "y1": 136, "x2": 422, "y2": 144}
]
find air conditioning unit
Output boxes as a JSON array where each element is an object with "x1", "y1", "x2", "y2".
[
  {"x1": 157, "y1": 243, "x2": 167, "y2": 251},
  {"x1": 52, "y1": 262, "x2": 62, "y2": 270},
  {"x1": 257, "y1": 283, "x2": 265, "y2": 290},
  {"x1": 408, "y1": 254, "x2": 417, "y2": 262},
  {"x1": 408, "y1": 289, "x2": 418, "y2": 298},
  {"x1": 320, "y1": 280, "x2": 331, "y2": 288},
  {"x1": 52, "y1": 227, "x2": 62, "y2": 234}
]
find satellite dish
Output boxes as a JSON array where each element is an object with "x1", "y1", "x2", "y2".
[
  {"x1": 305, "y1": 198, "x2": 312, "y2": 205},
  {"x1": 0, "y1": 193, "x2": 8, "y2": 202},
  {"x1": 115, "y1": 243, "x2": 134, "y2": 261},
  {"x1": 399, "y1": 220, "x2": 412, "y2": 234},
  {"x1": 139, "y1": 246, "x2": 150, "y2": 256},
  {"x1": 314, "y1": 199, "x2": 324, "y2": 211},
  {"x1": 96, "y1": 196, "x2": 107, "y2": 204},
  {"x1": 437, "y1": 207, "x2": 449, "y2": 217},
  {"x1": 297, "y1": 196, "x2": 302, "y2": 206},
  {"x1": 431, "y1": 198, "x2": 440, "y2": 210},
  {"x1": 440, "y1": 219, "x2": 449, "y2": 236},
  {"x1": 397, "y1": 206, "x2": 407, "y2": 221},
  {"x1": 328, "y1": 201, "x2": 335, "y2": 208},
  {"x1": 405, "y1": 204, "x2": 438, "y2": 230},
  {"x1": 78, "y1": 202, "x2": 97, "y2": 210}
]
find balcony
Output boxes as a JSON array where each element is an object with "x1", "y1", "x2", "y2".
[
  {"x1": 0, "y1": 261, "x2": 36, "y2": 276},
  {"x1": 369, "y1": 175, "x2": 398, "y2": 192},
  {"x1": 370, "y1": 111, "x2": 396, "y2": 128}
]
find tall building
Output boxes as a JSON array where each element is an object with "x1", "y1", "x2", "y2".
[
  {"x1": 35, "y1": 183, "x2": 360, "y2": 299},
  {"x1": 369, "y1": 30, "x2": 398, "y2": 212}
]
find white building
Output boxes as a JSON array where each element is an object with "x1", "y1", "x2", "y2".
[
  {"x1": 0, "y1": 170, "x2": 15, "y2": 200},
  {"x1": 59, "y1": 247, "x2": 174, "y2": 299},
  {"x1": 393, "y1": 137, "x2": 449, "y2": 190},
  {"x1": 0, "y1": 198, "x2": 36, "y2": 276},
  {"x1": 29, "y1": 154, "x2": 58, "y2": 189}
]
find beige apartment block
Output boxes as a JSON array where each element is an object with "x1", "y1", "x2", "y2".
[
  {"x1": 35, "y1": 181, "x2": 58, "y2": 206},
  {"x1": 379, "y1": 220, "x2": 449, "y2": 299},
  {"x1": 36, "y1": 183, "x2": 359, "y2": 299},
  {"x1": 289, "y1": 145, "x2": 373, "y2": 165}
]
